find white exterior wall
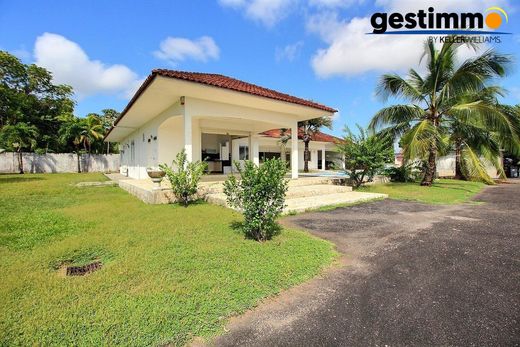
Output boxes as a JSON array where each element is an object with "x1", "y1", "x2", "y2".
[
  {"x1": 119, "y1": 101, "x2": 185, "y2": 179},
  {"x1": 117, "y1": 95, "x2": 340, "y2": 179}
]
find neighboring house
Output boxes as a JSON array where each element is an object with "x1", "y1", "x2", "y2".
[{"x1": 105, "y1": 69, "x2": 337, "y2": 179}]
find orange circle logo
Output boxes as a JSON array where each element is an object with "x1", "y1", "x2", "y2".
[
  {"x1": 486, "y1": 12, "x2": 502, "y2": 29},
  {"x1": 485, "y1": 7, "x2": 508, "y2": 30}
]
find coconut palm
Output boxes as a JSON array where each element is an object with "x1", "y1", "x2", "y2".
[
  {"x1": 370, "y1": 37, "x2": 515, "y2": 186},
  {"x1": 446, "y1": 88, "x2": 520, "y2": 183},
  {"x1": 277, "y1": 128, "x2": 290, "y2": 165},
  {"x1": 299, "y1": 117, "x2": 332, "y2": 172},
  {"x1": 59, "y1": 117, "x2": 84, "y2": 172},
  {"x1": 0, "y1": 122, "x2": 39, "y2": 173},
  {"x1": 80, "y1": 114, "x2": 104, "y2": 154}
]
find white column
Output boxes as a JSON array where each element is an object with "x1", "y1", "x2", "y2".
[
  {"x1": 291, "y1": 122, "x2": 298, "y2": 179},
  {"x1": 184, "y1": 106, "x2": 192, "y2": 162},
  {"x1": 321, "y1": 149, "x2": 326, "y2": 171},
  {"x1": 252, "y1": 136, "x2": 260, "y2": 166},
  {"x1": 248, "y1": 133, "x2": 252, "y2": 162}
]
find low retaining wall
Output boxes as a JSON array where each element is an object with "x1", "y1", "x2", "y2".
[
  {"x1": 0, "y1": 152, "x2": 120, "y2": 174},
  {"x1": 436, "y1": 154, "x2": 499, "y2": 178}
]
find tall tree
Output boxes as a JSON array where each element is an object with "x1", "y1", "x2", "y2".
[
  {"x1": 0, "y1": 122, "x2": 38, "y2": 173},
  {"x1": 0, "y1": 51, "x2": 74, "y2": 152},
  {"x1": 99, "y1": 108, "x2": 120, "y2": 154},
  {"x1": 370, "y1": 38, "x2": 515, "y2": 186}
]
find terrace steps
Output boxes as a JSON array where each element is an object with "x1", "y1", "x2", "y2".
[{"x1": 204, "y1": 178, "x2": 386, "y2": 213}]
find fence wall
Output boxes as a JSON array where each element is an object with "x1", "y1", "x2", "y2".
[
  {"x1": 0, "y1": 152, "x2": 120, "y2": 174},
  {"x1": 436, "y1": 154, "x2": 499, "y2": 178}
]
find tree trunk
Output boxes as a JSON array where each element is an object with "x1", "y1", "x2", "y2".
[
  {"x1": 280, "y1": 145, "x2": 286, "y2": 164},
  {"x1": 76, "y1": 151, "x2": 81, "y2": 173},
  {"x1": 454, "y1": 141, "x2": 464, "y2": 180},
  {"x1": 421, "y1": 144, "x2": 437, "y2": 186},
  {"x1": 17, "y1": 149, "x2": 24, "y2": 174},
  {"x1": 303, "y1": 139, "x2": 310, "y2": 173},
  {"x1": 106, "y1": 141, "x2": 110, "y2": 155}
]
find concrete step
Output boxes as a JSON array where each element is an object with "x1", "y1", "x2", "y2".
[
  {"x1": 287, "y1": 184, "x2": 352, "y2": 198},
  {"x1": 205, "y1": 190, "x2": 386, "y2": 213},
  {"x1": 284, "y1": 192, "x2": 387, "y2": 214},
  {"x1": 199, "y1": 176, "x2": 347, "y2": 194}
]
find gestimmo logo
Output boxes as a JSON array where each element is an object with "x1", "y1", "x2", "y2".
[{"x1": 370, "y1": 7, "x2": 510, "y2": 35}]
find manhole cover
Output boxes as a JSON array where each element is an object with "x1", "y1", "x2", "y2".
[{"x1": 65, "y1": 261, "x2": 103, "y2": 276}]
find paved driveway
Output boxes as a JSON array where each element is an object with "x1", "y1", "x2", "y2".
[{"x1": 211, "y1": 184, "x2": 520, "y2": 346}]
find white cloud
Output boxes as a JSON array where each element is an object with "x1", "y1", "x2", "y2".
[
  {"x1": 275, "y1": 41, "x2": 304, "y2": 61},
  {"x1": 308, "y1": 0, "x2": 508, "y2": 78},
  {"x1": 375, "y1": 0, "x2": 512, "y2": 12},
  {"x1": 34, "y1": 33, "x2": 141, "y2": 99},
  {"x1": 219, "y1": 0, "x2": 297, "y2": 27},
  {"x1": 153, "y1": 36, "x2": 220, "y2": 65},
  {"x1": 309, "y1": 0, "x2": 364, "y2": 8}
]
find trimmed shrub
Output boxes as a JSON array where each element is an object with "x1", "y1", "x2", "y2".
[
  {"x1": 224, "y1": 158, "x2": 288, "y2": 241},
  {"x1": 159, "y1": 149, "x2": 207, "y2": 206}
]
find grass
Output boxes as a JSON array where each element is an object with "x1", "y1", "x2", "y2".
[
  {"x1": 358, "y1": 179, "x2": 486, "y2": 204},
  {"x1": 0, "y1": 173, "x2": 336, "y2": 346}
]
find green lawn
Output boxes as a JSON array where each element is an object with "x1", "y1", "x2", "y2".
[
  {"x1": 0, "y1": 173, "x2": 336, "y2": 346},
  {"x1": 358, "y1": 179, "x2": 486, "y2": 204}
]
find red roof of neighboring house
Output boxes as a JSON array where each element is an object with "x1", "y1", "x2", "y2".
[
  {"x1": 260, "y1": 128, "x2": 343, "y2": 143},
  {"x1": 151, "y1": 69, "x2": 337, "y2": 113}
]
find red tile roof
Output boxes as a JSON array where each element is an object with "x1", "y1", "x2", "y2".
[
  {"x1": 260, "y1": 128, "x2": 343, "y2": 144},
  {"x1": 152, "y1": 69, "x2": 337, "y2": 113},
  {"x1": 105, "y1": 69, "x2": 337, "y2": 140}
]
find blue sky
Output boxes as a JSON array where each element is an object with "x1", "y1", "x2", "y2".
[{"x1": 1, "y1": 0, "x2": 519, "y2": 137}]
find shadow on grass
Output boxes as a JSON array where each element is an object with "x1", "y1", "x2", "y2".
[
  {"x1": 169, "y1": 199, "x2": 207, "y2": 208},
  {"x1": 0, "y1": 176, "x2": 45, "y2": 184},
  {"x1": 229, "y1": 220, "x2": 283, "y2": 241}
]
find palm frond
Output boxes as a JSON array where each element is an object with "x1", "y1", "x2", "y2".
[
  {"x1": 369, "y1": 104, "x2": 424, "y2": 131},
  {"x1": 460, "y1": 144, "x2": 495, "y2": 184},
  {"x1": 401, "y1": 120, "x2": 440, "y2": 161},
  {"x1": 376, "y1": 74, "x2": 425, "y2": 103}
]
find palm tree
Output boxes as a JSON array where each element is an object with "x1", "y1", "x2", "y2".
[
  {"x1": 370, "y1": 37, "x2": 515, "y2": 186},
  {"x1": 59, "y1": 117, "x2": 84, "y2": 172},
  {"x1": 0, "y1": 122, "x2": 39, "y2": 173},
  {"x1": 274, "y1": 118, "x2": 332, "y2": 172},
  {"x1": 447, "y1": 89, "x2": 520, "y2": 183},
  {"x1": 299, "y1": 117, "x2": 332, "y2": 172},
  {"x1": 80, "y1": 114, "x2": 104, "y2": 154},
  {"x1": 277, "y1": 128, "x2": 290, "y2": 166}
]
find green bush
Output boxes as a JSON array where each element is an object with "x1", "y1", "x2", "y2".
[
  {"x1": 159, "y1": 150, "x2": 207, "y2": 206},
  {"x1": 383, "y1": 162, "x2": 422, "y2": 182},
  {"x1": 223, "y1": 158, "x2": 288, "y2": 241},
  {"x1": 336, "y1": 125, "x2": 394, "y2": 188}
]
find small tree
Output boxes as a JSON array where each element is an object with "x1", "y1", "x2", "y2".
[
  {"x1": 0, "y1": 122, "x2": 39, "y2": 174},
  {"x1": 336, "y1": 125, "x2": 393, "y2": 188},
  {"x1": 224, "y1": 158, "x2": 288, "y2": 241},
  {"x1": 159, "y1": 150, "x2": 207, "y2": 207}
]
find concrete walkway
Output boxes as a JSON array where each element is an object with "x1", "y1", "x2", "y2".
[
  {"x1": 208, "y1": 184, "x2": 520, "y2": 346},
  {"x1": 106, "y1": 173, "x2": 387, "y2": 211}
]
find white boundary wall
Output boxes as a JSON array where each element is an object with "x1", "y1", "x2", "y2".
[{"x1": 0, "y1": 152, "x2": 120, "y2": 173}]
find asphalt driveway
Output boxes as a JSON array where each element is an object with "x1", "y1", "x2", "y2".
[{"x1": 210, "y1": 183, "x2": 520, "y2": 346}]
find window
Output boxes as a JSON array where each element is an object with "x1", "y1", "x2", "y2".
[{"x1": 239, "y1": 145, "x2": 249, "y2": 160}]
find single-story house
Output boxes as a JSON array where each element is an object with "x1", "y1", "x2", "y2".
[{"x1": 105, "y1": 69, "x2": 338, "y2": 179}]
